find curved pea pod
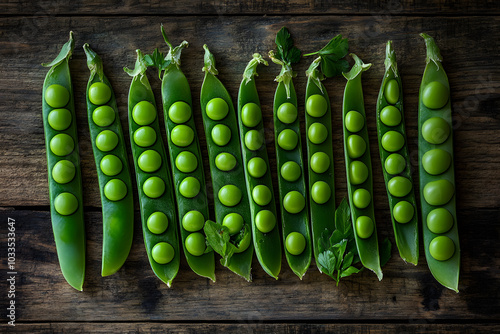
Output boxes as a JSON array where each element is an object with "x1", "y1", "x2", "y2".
[
  {"x1": 342, "y1": 54, "x2": 382, "y2": 280},
  {"x1": 304, "y1": 60, "x2": 336, "y2": 272},
  {"x1": 237, "y1": 54, "x2": 282, "y2": 279},
  {"x1": 124, "y1": 51, "x2": 180, "y2": 287},
  {"x1": 375, "y1": 41, "x2": 419, "y2": 266},
  {"x1": 200, "y1": 45, "x2": 254, "y2": 281},
  {"x1": 41, "y1": 32, "x2": 85, "y2": 291},
  {"x1": 83, "y1": 44, "x2": 134, "y2": 276},
  {"x1": 158, "y1": 30, "x2": 215, "y2": 281},
  {"x1": 418, "y1": 33, "x2": 460, "y2": 292}
]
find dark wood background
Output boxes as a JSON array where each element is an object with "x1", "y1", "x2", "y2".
[{"x1": 1, "y1": 1, "x2": 499, "y2": 333}]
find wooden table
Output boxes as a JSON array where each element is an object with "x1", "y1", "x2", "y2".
[{"x1": 1, "y1": 1, "x2": 499, "y2": 332}]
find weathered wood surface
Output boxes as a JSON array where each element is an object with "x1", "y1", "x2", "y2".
[{"x1": 0, "y1": 11, "x2": 499, "y2": 334}]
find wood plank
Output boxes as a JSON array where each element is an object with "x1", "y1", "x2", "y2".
[
  {"x1": 5, "y1": 323, "x2": 500, "y2": 333},
  {"x1": 1, "y1": 208, "x2": 498, "y2": 322},
  {"x1": 0, "y1": 16, "x2": 499, "y2": 210},
  {"x1": 1, "y1": 0, "x2": 499, "y2": 16}
]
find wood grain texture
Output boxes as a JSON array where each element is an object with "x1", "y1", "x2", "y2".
[
  {"x1": 0, "y1": 208, "x2": 498, "y2": 322},
  {"x1": 1, "y1": 0, "x2": 499, "y2": 15}
]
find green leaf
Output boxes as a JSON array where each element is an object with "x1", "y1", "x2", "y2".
[
  {"x1": 304, "y1": 35, "x2": 349, "y2": 78},
  {"x1": 318, "y1": 250, "x2": 336, "y2": 276},
  {"x1": 342, "y1": 53, "x2": 372, "y2": 81},
  {"x1": 204, "y1": 220, "x2": 237, "y2": 266},
  {"x1": 329, "y1": 230, "x2": 344, "y2": 246},
  {"x1": 380, "y1": 237, "x2": 392, "y2": 267},
  {"x1": 331, "y1": 239, "x2": 347, "y2": 271},
  {"x1": 42, "y1": 31, "x2": 74, "y2": 68},
  {"x1": 335, "y1": 198, "x2": 351, "y2": 238},
  {"x1": 340, "y1": 266, "x2": 362, "y2": 278},
  {"x1": 342, "y1": 252, "x2": 354, "y2": 271},
  {"x1": 321, "y1": 56, "x2": 349, "y2": 78},
  {"x1": 317, "y1": 35, "x2": 349, "y2": 58},
  {"x1": 143, "y1": 48, "x2": 170, "y2": 79},
  {"x1": 275, "y1": 27, "x2": 301, "y2": 64}
]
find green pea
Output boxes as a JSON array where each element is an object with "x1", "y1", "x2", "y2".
[
  {"x1": 100, "y1": 154, "x2": 123, "y2": 176},
  {"x1": 175, "y1": 151, "x2": 197, "y2": 173},
  {"x1": 241, "y1": 102, "x2": 262, "y2": 127},
  {"x1": 429, "y1": 236, "x2": 455, "y2": 261},
  {"x1": 307, "y1": 122, "x2": 328, "y2": 144},
  {"x1": 423, "y1": 179, "x2": 454, "y2": 206},
  {"x1": 422, "y1": 117, "x2": 450, "y2": 145},
  {"x1": 347, "y1": 134, "x2": 366, "y2": 159},
  {"x1": 147, "y1": 212, "x2": 169, "y2": 234},
  {"x1": 393, "y1": 201, "x2": 414, "y2": 224},
  {"x1": 133, "y1": 126, "x2": 156, "y2": 147},
  {"x1": 222, "y1": 213, "x2": 244, "y2": 235},
  {"x1": 283, "y1": 191, "x2": 305, "y2": 214},
  {"x1": 171, "y1": 124, "x2": 194, "y2": 147},
  {"x1": 206, "y1": 97, "x2": 229, "y2": 120},
  {"x1": 252, "y1": 185, "x2": 272, "y2": 206},
  {"x1": 310, "y1": 152, "x2": 330, "y2": 174},
  {"x1": 277, "y1": 102, "x2": 298, "y2": 124},
  {"x1": 384, "y1": 79, "x2": 400, "y2": 105},
  {"x1": 52, "y1": 160, "x2": 75, "y2": 184},
  {"x1": 285, "y1": 232, "x2": 306, "y2": 255},
  {"x1": 355, "y1": 216, "x2": 374, "y2": 239},
  {"x1": 132, "y1": 100, "x2": 156, "y2": 126},
  {"x1": 280, "y1": 161, "x2": 301, "y2": 182},
  {"x1": 422, "y1": 149, "x2": 451, "y2": 175},
  {"x1": 427, "y1": 208, "x2": 454, "y2": 234},
  {"x1": 54, "y1": 192, "x2": 78, "y2": 216},
  {"x1": 104, "y1": 179, "x2": 127, "y2": 201},
  {"x1": 185, "y1": 232, "x2": 206, "y2": 256},
  {"x1": 169, "y1": 101, "x2": 192, "y2": 124},
  {"x1": 92, "y1": 105, "x2": 115, "y2": 127},
  {"x1": 234, "y1": 229, "x2": 251, "y2": 253},
  {"x1": 387, "y1": 176, "x2": 412, "y2": 197},
  {"x1": 345, "y1": 110, "x2": 365, "y2": 133},
  {"x1": 96, "y1": 130, "x2": 118, "y2": 152},
  {"x1": 244, "y1": 129, "x2": 264, "y2": 151},
  {"x1": 88, "y1": 82, "x2": 111, "y2": 105},
  {"x1": 247, "y1": 157, "x2": 267, "y2": 178},
  {"x1": 138, "y1": 150, "x2": 162, "y2": 173},
  {"x1": 278, "y1": 129, "x2": 298, "y2": 151},
  {"x1": 380, "y1": 105, "x2": 402, "y2": 127},
  {"x1": 215, "y1": 152, "x2": 237, "y2": 172},
  {"x1": 255, "y1": 210, "x2": 276, "y2": 233},
  {"x1": 48, "y1": 108, "x2": 72, "y2": 130},
  {"x1": 151, "y1": 242, "x2": 175, "y2": 264},
  {"x1": 422, "y1": 81, "x2": 449, "y2": 110},
  {"x1": 50, "y1": 133, "x2": 74, "y2": 156},
  {"x1": 182, "y1": 210, "x2": 205, "y2": 232},
  {"x1": 349, "y1": 161, "x2": 368, "y2": 185},
  {"x1": 353, "y1": 188, "x2": 371, "y2": 209},
  {"x1": 381, "y1": 130, "x2": 405, "y2": 152},
  {"x1": 45, "y1": 84, "x2": 69, "y2": 108},
  {"x1": 179, "y1": 176, "x2": 201, "y2": 198},
  {"x1": 311, "y1": 181, "x2": 331, "y2": 204},
  {"x1": 218, "y1": 185, "x2": 242, "y2": 207},
  {"x1": 384, "y1": 153, "x2": 406, "y2": 175},
  {"x1": 306, "y1": 94, "x2": 327, "y2": 118},
  {"x1": 143, "y1": 176, "x2": 165, "y2": 198},
  {"x1": 211, "y1": 124, "x2": 231, "y2": 146}
]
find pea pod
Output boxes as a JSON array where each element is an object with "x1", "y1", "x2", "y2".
[
  {"x1": 124, "y1": 50, "x2": 180, "y2": 287},
  {"x1": 237, "y1": 53, "x2": 282, "y2": 279},
  {"x1": 41, "y1": 32, "x2": 85, "y2": 290},
  {"x1": 418, "y1": 33, "x2": 460, "y2": 292},
  {"x1": 269, "y1": 27, "x2": 312, "y2": 279},
  {"x1": 201, "y1": 45, "x2": 254, "y2": 281},
  {"x1": 375, "y1": 41, "x2": 419, "y2": 265},
  {"x1": 303, "y1": 35, "x2": 349, "y2": 272},
  {"x1": 157, "y1": 28, "x2": 215, "y2": 281},
  {"x1": 83, "y1": 44, "x2": 134, "y2": 276},
  {"x1": 342, "y1": 54, "x2": 382, "y2": 280}
]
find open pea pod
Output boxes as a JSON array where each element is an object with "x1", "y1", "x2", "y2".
[
  {"x1": 200, "y1": 45, "x2": 254, "y2": 281},
  {"x1": 342, "y1": 54, "x2": 382, "y2": 280},
  {"x1": 83, "y1": 44, "x2": 134, "y2": 277},
  {"x1": 124, "y1": 51, "x2": 180, "y2": 287},
  {"x1": 375, "y1": 41, "x2": 419, "y2": 265},
  {"x1": 237, "y1": 54, "x2": 282, "y2": 279},
  {"x1": 418, "y1": 33, "x2": 460, "y2": 292},
  {"x1": 41, "y1": 32, "x2": 85, "y2": 291},
  {"x1": 269, "y1": 27, "x2": 312, "y2": 279},
  {"x1": 157, "y1": 28, "x2": 215, "y2": 281}
]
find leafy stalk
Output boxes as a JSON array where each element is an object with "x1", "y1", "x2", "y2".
[
  {"x1": 83, "y1": 43, "x2": 104, "y2": 82},
  {"x1": 242, "y1": 53, "x2": 268, "y2": 85},
  {"x1": 269, "y1": 27, "x2": 301, "y2": 99}
]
